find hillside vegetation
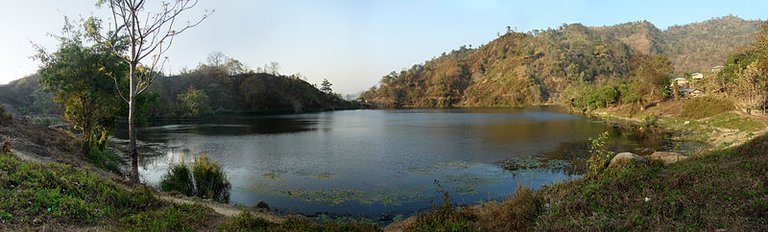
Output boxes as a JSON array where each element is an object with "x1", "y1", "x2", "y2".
[
  {"x1": 0, "y1": 61, "x2": 356, "y2": 119},
  {"x1": 361, "y1": 16, "x2": 762, "y2": 108}
]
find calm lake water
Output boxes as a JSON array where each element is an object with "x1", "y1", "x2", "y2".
[{"x1": 120, "y1": 108, "x2": 672, "y2": 221}]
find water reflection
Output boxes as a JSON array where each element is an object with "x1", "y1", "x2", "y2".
[{"x1": 116, "y1": 108, "x2": 680, "y2": 220}]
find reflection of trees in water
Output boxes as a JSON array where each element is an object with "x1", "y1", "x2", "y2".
[{"x1": 541, "y1": 125, "x2": 674, "y2": 175}]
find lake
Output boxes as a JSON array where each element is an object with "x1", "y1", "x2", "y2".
[{"x1": 120, "y1": 108, "x2": 672, "y2": 221}]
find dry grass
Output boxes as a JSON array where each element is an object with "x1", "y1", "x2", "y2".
[
  {"x1": 400, "y1": 134, "x2": 768, "y2": 231},
  {"x1": 467, "y1": 185, "x2": 543, "y2": 231},
  {"x1": 679, "y1": 96, "x2": 735, "y2": 119}
]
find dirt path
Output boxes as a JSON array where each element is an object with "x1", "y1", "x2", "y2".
[{"x1": 157, "y1": 194, "x2": 285, "y2": 223}]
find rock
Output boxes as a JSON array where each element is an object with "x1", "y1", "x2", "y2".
[
  {"x1": 255, "y1": 201, "x2": 270, "y2": 210},
  {"x1": 648, "y1": 151, "x2": 688, "y2": 165},
  {"x1": 609, "y1": 152, "x2": 645, "y2": 167}
]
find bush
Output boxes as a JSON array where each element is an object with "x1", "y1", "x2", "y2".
[
  {"x1": 679, "y1": 96, "x2": 735, "y2": 119},
  {"x1": 192, "y1": 154, "x2": 231, "y2": 202},
  {"x1": 586, "y1": 131, "x2": 612, "y2": 177},
  {"x1": 160, "y1": 164, "x2": 195, "y2": 197},
  {"x1": 160, "y1": 153, "x2": 231, "y2": 203},
  {"x1": 567, "y1": 84, "x2": 621, "y2": 112}
]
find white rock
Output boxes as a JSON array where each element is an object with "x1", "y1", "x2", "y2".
[
  {"x1": 609, "y1": 152, "x2": 645, "y2": 167},
  {"x1": 648, "y1": 151, "x2": 688, "y2": 165}
]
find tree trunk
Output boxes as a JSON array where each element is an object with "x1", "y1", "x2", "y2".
[{"x1": 129, "y1": 65, "x2": 140, "y2": 184}]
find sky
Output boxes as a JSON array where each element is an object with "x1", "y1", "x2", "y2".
[{"x1": 1, "y1": 0, "x2": 767, "y2": 94}]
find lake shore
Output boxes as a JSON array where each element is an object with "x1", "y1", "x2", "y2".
[{"x1": 3, "y1": 102, "x2": 768, "y2": 231}]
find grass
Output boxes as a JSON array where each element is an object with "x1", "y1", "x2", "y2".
[
  {"x1": 408, "y1": 192, "x2": 479, "y2": 232},
  {"x1": 401, "y1": 134, "x2": 768, "y2": 231},
  {"x1": 120, "y1": 203, "x2": 220, "y2": 231},
  {"x1": 679, "y1": 96, "x2": 735, "y2": 119},
  {"x1": 85, "y1": 148, "x2": 122, "y2": 175},
  {"x1": 705, "y1": 112, "x2": 765, "y2": 132},
  {"x1": 0, "y1": 152, "x2": 220, "y2": 231},
  {"x1": 220, "y1": 211, "x2": 381, "y2": 232},
  {"x1": 536, "y1": 135, "x2": 768, "y2": 230}
]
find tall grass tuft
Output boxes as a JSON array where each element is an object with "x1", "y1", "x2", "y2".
[
  {"x1": 160, "y1": 164, "x2": 195, "y2": 197},
  {"x1": 192, "y1": 153, "x2": 231, "y2": 202},
  {"x1": 160, "y1": 152, "x2": 231, "y2": 203}
]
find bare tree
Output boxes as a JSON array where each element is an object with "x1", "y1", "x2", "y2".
[{"x1": 91, "y1": 0, "x2": 212, "y2": 183}]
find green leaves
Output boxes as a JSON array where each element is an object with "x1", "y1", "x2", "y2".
[
  {"x1": 37, "y1": 32, "x2": 127, "y2": 153},
  {"x1": 178, "y1": 87, "x2": 212, "y2": 117}
]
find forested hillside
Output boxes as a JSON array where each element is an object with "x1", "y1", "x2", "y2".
[
  {"x1": 663, "y1": 15, "x2": 762, "y2": 73},
  {"x1": 361, "y1": 16, "x2": 761, "y2": 108},
  {"x1": 0, "y1": 61, "x2": 355, "y2": 118},
  {"x1": 0, "y1": 75, "x2": 59, "y2": 115},
  {"x1": 148, "y1": 68, "x2": 356, "y2": 117}
]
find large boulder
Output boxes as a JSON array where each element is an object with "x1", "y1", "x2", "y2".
[
  {"x1": 609, "y1": 152, "x2": 645, "y2": 167},
  {"x1": 648, "y1": 151, "x2": 688, "y2": 165}
]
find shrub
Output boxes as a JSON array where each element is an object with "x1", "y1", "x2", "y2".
[
  {"x1": 679, "y1": 96, "x2": 735, "y2": 119},
  {"x1": 586, "y1": 131, "x2": 612, "y2": 177},
  {"x1": 160, "y1": 153, "x2": 231, "y2": 203},
  {"x1": 160, "y1": 164, "x2": 195, "y2": 197},
  {"x1": 191, "y1": 154, "x2": 231, "y2": 202}
]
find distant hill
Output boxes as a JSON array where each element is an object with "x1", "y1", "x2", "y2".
[
  {"x1": 663, "y1": 15, "x2": 762, "y2": 73},
  {"x1": 0, "y1": 72, "x2": 356, "y2": 118},
  {"x1": 0, "y1": 75, "x2": 59, "y2": 115},
  {"x1": 361, "y1": 16, "x2": 762, "y2": 108}
]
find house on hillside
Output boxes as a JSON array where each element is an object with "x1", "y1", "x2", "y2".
[
  {"x1": 691, "y1": 72, "x2": 704, "y2": 81},
  {"x1": 671, "y1": 77, "x2": 689, "y2": 87},
  {"x1": 711, "y1": 66, "x2": 724, "y2": 73},
  {"x1": 682, "y1": 88, "x2": 705, "y2": 97}
]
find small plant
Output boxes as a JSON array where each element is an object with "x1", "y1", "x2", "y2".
[
  {"x1": 586, "y1": 131, "x2": 612, "y2": 177},
  {"x1": 160, "y1": 152, "x2": 231, "y2": 203},
  {"x1": 0, "y1": 106, "x2": 10, "y2": 124},
  {"x1": 641, "y1": 115, "x2": 658, "y2": 128},
  {"x1": 1, "y1": 140, "x2": 10, "y2": 154}
]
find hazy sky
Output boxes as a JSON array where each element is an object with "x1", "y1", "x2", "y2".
[{"x1": 1, "y1": 0, "x2": 767, "y2": 94}]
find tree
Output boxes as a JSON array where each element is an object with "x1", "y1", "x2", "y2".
[
  {"x1": 206, "y1": 51, "x2": 227, "y2": 67},
  {"x1": 90, "y1": 0, "x2": 212, "y2": 183},
  {"x1": 735, "y1": 62, "x2": 766, "y2": 114},
  {"x1": 178, "y1": 87, "x2": 211, "y2": 117},
  {"x1": 320, "y1": 79, "x2": 333, "y2": 94},
  {"x1": 629, "y1": 54, "x2": 672, "y2": 108},
  {"x1": 36, "y1": 24, "x2": 127, "y2": 154}
]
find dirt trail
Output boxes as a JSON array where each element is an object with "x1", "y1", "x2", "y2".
[{"x1": 158, "y1": 195, "x2": 285, "y2": 223}]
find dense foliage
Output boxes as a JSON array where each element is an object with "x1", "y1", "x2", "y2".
[{"x1": 35, "y1": 29, "x2": 127, "y2": 153}]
